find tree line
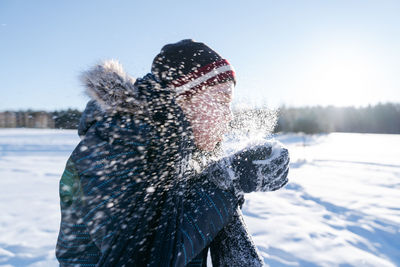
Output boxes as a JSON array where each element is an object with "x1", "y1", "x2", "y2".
[
  {"x1": 1, "y1": 103, "x2": 399, "y2": 134},
  {"x1": 275, "y1": 103, "x2": 400, "y2": 134}
]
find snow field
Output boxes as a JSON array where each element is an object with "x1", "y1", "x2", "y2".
[
  {"x1": 241, "y1": 133, "x2": 400, "y2": 266},
  {"x1": 0, "y1": 129, "x2": 399, "y2": 266}
]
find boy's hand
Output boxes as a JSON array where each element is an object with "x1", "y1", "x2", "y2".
[
  {"x1": 230, "y1": 141, "x2": 289, "y2": 193},
  {"x1": 205, "y1": 141, "x2": 289, "y2": 201}
]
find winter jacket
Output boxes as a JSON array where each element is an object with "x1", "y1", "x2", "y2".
[{"x1": 55, "y1": 62, "x2": 241, "y2": 266}]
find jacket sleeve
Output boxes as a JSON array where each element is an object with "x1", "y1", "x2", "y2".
[
  {"x1": 167, "y1": 172, "x2": 243, "y2": 267},
  {"x1": 191, "y1": 156, "x2": 264, "y2": 267},
  {"x1": 186, "y1": 247, "x2": 208, "y2": 267},
  {"x1": 210, "y1": 208, "x2": 264, "y2": 267}
]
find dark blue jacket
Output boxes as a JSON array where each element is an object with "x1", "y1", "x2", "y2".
[{"x1": 55, "y1": 64, "x2": 240, "y2": 267}]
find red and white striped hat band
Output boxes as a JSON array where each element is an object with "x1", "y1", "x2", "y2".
[{"x1": 170, "y1": 59, "x2": 236, "y2": 96}]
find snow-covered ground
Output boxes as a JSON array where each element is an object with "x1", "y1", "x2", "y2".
[{"x1": 0, "y1": 129, "x2": 399, "y2": 266}]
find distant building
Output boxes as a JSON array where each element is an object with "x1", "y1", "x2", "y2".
[
  {"x1": 0, "y1": 112, "x2": 17, "y2": 128},
  {"x1": 0, "y1": 111, "x2": 55, "y2": 128}
]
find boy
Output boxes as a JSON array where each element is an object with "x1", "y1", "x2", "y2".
[{"x1": 56, "y1": 39, "x2": 289, "y2": 266}]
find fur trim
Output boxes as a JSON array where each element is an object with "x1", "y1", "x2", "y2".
[{"x1": 80, "y1": 60, "x2": 144, "y2": 112}]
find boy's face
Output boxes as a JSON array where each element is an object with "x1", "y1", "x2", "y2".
[{"x1": 178, "y1": 81, "x2": 234, "y2": 151}]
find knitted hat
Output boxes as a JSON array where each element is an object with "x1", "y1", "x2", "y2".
[{"x1": 151, "y1": 39, "x2": 236, "y2": 97}]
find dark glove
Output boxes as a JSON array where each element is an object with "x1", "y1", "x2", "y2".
[
  {"x1": 206, "y1": 141, "x2": 289, "y2": 199},
  {"x1": 231, "y1": 141, "x2": 289, "y2": 193}
]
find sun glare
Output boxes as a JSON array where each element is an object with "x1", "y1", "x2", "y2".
[{"x1": 296, "y1": 42, "x2": 380, "y2": 107}]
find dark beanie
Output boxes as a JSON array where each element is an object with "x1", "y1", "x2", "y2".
[{"x1": 151, "y1": 39, "x2": 236, "y2": 96}]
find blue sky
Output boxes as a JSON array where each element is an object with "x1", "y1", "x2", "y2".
[{"x1": 1, "y1": 0, "x2": 399, "y2": 111}]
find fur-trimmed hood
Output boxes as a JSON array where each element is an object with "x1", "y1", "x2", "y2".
[
  {"x1": 80, "y1": 60, "x2": 145, "y2": 113},
  {"x1": 78, "y1": 60, "x2": 180, "y2": 138}
]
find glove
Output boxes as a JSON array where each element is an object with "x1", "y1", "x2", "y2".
[
  {"x1": 231, "y1": 141, "x2": 289, "y2": 193},
  {"x1": 205, "y1": 141, "x2": 289, "y2": 199}
]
